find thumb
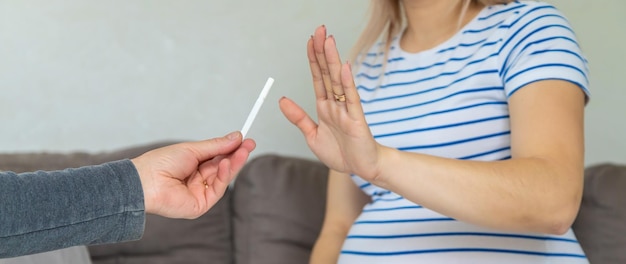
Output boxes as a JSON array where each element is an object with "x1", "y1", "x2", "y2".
[
  {"x1": 186, "y1": 131, "x2": 242, "y2": 162},
  {"x1": 279, "y1": 97, "x2": 317, "y2": 136}
]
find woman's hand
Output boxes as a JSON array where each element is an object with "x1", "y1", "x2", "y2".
[
  {"x1": 132, "y1": 131, "x2": 255, "y2": 219},
  {"x1": 279, "y1": 25, "x2": 383, "y2": 180}
]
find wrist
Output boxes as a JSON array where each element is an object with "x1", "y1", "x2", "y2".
[
  {"x1": 370, "y1": 145, "x2": 397, "y2": 188},
  {"x1": 131, "y1": 157, "x2": 156, "y2": 215}
]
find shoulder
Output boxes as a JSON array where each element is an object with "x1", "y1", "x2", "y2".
[
  {"x1": 481, "y1": 1, "x2": 582, "y2": 59},
  {"x1": 481, "y1": 1, "x2": 573, "y2": 33},
  {"x1": 481, "y1": 1, "x2": 563, "y2": 18},
  {"x1": 462, "y1": 1, "x2": 578, "y2": 54},
  {"x1": 491, "y1": 2, "x2": 589, "y2": 98}
]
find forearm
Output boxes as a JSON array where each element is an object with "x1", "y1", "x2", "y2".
[
  {"x1": 0, "y1": 160, "x2": 145, "y2": 258},
  {"x1": 373, "y1": 147, "x2": 583, "y2": 234},
  {"x1": 309, "y1": 231, "x2": 345, "y2": 264}
]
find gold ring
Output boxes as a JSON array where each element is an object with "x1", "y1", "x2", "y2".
[
  {"x1": 202, "y1": 180, "x2": 209, "y2": 189},
  {"x1": 333, "y1": 93, "x2": 346, "y2": 102}
]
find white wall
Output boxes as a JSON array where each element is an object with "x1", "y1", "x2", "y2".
[
  {"x1": 0, "y1": 0, "x2": 367, "y2": 160},
  {"x1": 0, "y1": 0, "x2": 624, "y2": 166}
]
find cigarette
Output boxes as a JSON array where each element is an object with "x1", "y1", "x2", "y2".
[{"x1": 241, "y1": 77, "x2": 274, "y2": 138}]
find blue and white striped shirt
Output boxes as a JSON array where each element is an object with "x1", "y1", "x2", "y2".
[{"x1": 340, "y1": 1, "x2": 589, "y2": 263}]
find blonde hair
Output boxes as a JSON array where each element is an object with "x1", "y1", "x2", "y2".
[{"x1": 350, "y1": 0, "x2": 515, "y2": 64}]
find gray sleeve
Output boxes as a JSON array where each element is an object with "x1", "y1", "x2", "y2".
[{"x1": 0, "y1": 159, "x2": 145, "y2": 258}]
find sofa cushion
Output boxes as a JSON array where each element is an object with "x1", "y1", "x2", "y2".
[
  {"x1": 232, "y1": 154, "x2": 328, "y2": 264},
  {"x1": 88, "y1": 190, "x2": 233, "y2": 264},
  {"x1": 572, "y1": 163, "x2": 626, "y2": 263}
]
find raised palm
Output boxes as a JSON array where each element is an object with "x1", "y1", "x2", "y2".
[{"x1": 279, "y1": 26, "x2": 381, "y2": 179}]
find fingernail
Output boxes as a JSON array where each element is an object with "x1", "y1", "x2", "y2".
[{"x1": 226, "y1": 131, "x2": 240, "y2": 140}]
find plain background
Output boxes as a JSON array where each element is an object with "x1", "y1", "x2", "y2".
[{"x1": 0, "y1": 0, "x2": 623, "y2": 166}]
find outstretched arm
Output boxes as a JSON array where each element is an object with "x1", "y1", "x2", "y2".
[
  {"x1": 0, "y1": 131, "x2": 255, "y2": 258},
  {"x1": 280, "y1": 25, "x2": 585, "y2": 235}
]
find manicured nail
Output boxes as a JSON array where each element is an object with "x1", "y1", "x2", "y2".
[{"x1": 226, "y1": 131, "x2": 240, "y2": 140}]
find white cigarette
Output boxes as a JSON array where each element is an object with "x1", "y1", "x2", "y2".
[{"x1": 240, "y1": 77, "x2": 274, "y2": 138}]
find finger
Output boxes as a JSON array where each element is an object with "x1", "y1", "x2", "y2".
[
  {"x1": 307, "y1": 37, "x2": 327, "y2": 101},
  {"x1": 207, "y1": 158, "x2": 234, "y2": 202},
  {"x1": 210, "y1": 153, "x2": 243, "y2": 199},
  {"x1": 240, "y1": 138, "x2": 256, "y2": 152},
  {"x1": 196, "y1": 138, "x2": 253, "y2": 171},
  {"x1": 197, "y1": 138, "x2": 255, "y2": 177},
  {"x1": 185, "y1": 131, "x2": 243, "y2": 162},
  {"x1": 190, "y1": 159, "x2": 225, "y2": 190},
  {"x1": 279, "y1": 97, "x2": 318, "y2": 137},
  {"x1": 313, "y1": 25, "x2": 334, "y2": 100},
  {"x1": 225, "y1": 145, "x2": 253, "y2": 176},
  {"x1": 197, "y1": 155, "x2": 220, "y2": 184},
  {"x1": 203, "y1": 144, "x2": 252, "y2": 213},
  {"x1": 341, "y1": 62, "x2": 366, "y2": 119},
  {"x1": 201, "y1": 140, "x2": 251, "y2": 186},
  {"x1": 324, "y1": 35, "x2": 346, "y2": 104},
  {"x1": 182, "y1": 171, "x2": 213, "y2": 218}
]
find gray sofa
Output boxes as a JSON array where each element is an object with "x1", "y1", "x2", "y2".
[{"x1": 1, "y1": 142, "x2": 624, "y2": 263}]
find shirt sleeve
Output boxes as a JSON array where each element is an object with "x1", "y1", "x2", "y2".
[
  {"x1": 498, "y1": 3, "x2": 590, "y2": 99},
  {"x1": 0, "y1": 159, "x2": 145, "y2": 258}
]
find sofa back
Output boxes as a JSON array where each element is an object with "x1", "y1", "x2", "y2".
[
  {"x1": 1, "y1": 142, "x2": 625, "y2": 263},
  {"x1": 232, "y1": 154, "x2": 328, "y2": 264},
  {"x1": 572, "y1": 163, "x2": 626, "y2": 263}
]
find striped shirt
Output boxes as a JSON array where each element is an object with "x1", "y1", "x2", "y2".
[{"x1": 340, "y1": 1, "x2": 590, "y2": 263}]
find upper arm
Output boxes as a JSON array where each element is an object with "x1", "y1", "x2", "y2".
[
  {"x1": 507, "y1": 80, "x2": 586, "y2": 229},
  {"x1": 508, "y1": 79, "x2": 585, "y2": 166},
  {"x1": 500, "y1": 5, "x2": 589, "y2": 222},
  {"x1": 319, "y1": 169, "x2": 371, "y2": 235},
  {"x1": 502, "y1": 3, "x2": 588, "y2": 169}
]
